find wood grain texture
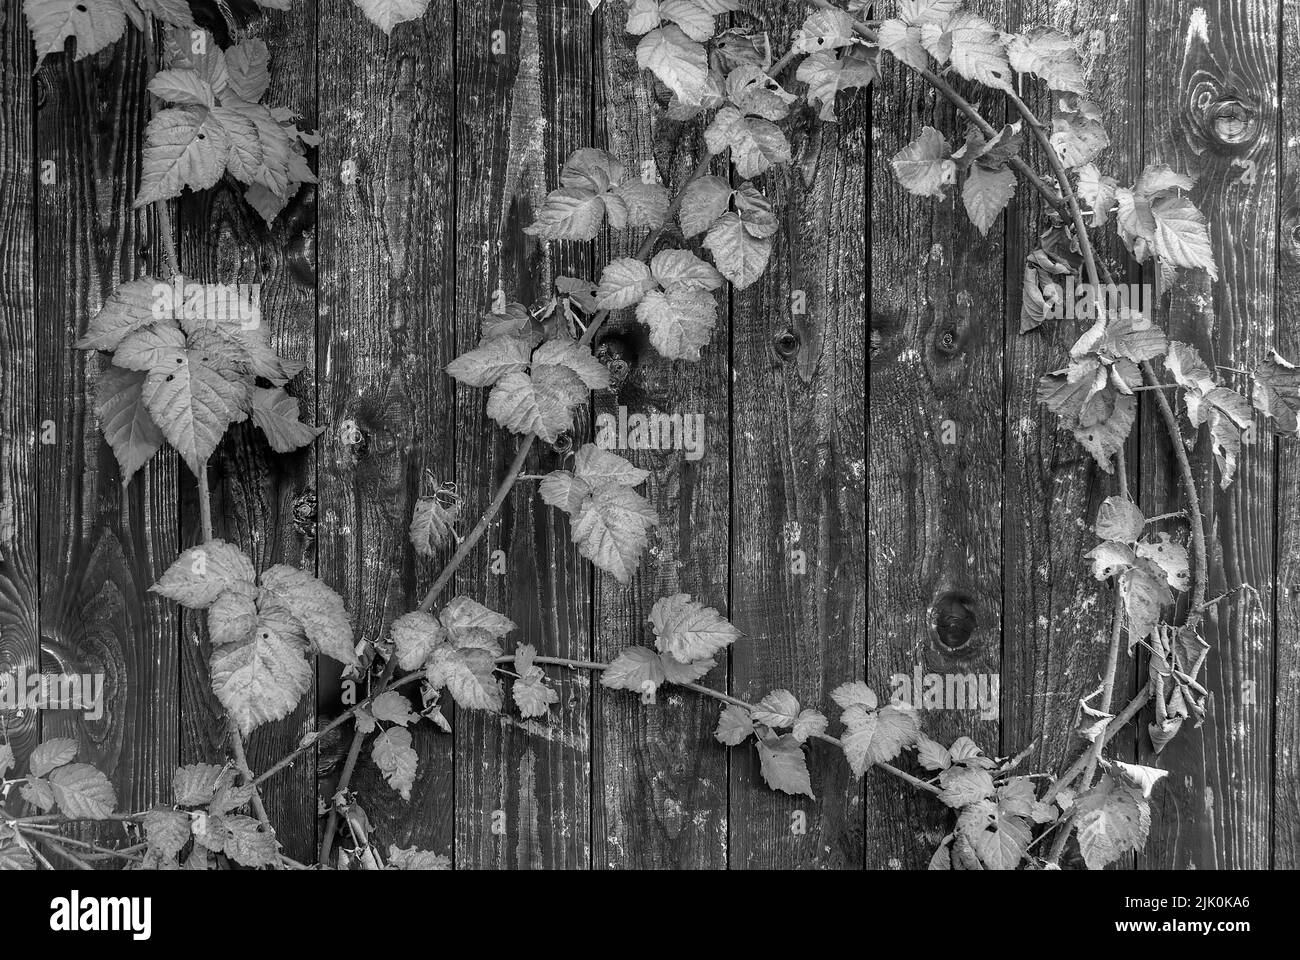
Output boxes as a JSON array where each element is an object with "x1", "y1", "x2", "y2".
[
  {"x1": 452, "y1": 0, "x2": 593, "y2": 870},
  {"x1": 1138, "y1": 0, "x2": 1277, "y2": 870},
  {"x1": 0, "y1": 0, "x2": 39, "y2": 776},
  {"x1": 1001, "y1": 0, "x2": 1143, "y2": 804},
  {"x1": 867, "y1": 0, "x2": 1006, "y2": 869},
  {"x1": 728, "y1": 0, "x2": 868, "y2": 870},
  {"x1": 316, "y1": 0, "x2": 459, "y2": 863},
  {"x1": 34, "y1": 30, "x2": 180, "y2": 815},
  {"x1": 590, "y1": 1, "x2": 729, "y2": 870},
  {"x1": 1276, "y1": 0, "x2": 1300, "y2": 871},
  {"x1": 176, "y1": 1, "x2": 321, "y2": 862}
]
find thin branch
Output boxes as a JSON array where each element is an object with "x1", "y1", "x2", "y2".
[{"x1": 142, "y1": 15, "x2": 180, "y2": 279}]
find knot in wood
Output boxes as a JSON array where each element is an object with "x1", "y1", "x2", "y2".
[
  {"x1": 1192, "y1": 90, "x2": 1259, "y2": 152},
  {"x1": 773, "y1": 327, "x2": 800, "y2": 360},
  {"x1": 928, "y1": 591, "x2": 977, "y2": 654}
]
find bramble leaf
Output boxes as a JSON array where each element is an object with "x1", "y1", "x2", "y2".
[
  {"x1": 352, "y1": 0, "x2": 431, "y2": 35},
  {"x1": 1074, "y1": 773, "x2": 1151, "y2": 869},
  {"x1": 946, "y1": 12, "x2": 1013, "y2": 92},
  {"x1": 600, "y1": 646, "x2": 667, "y2": 693},
  {"x1": 715, "y1": 703, "x2": 754, "y2": 745},
  {"x1": 372, "y1": 727, "x2": 418, "y2": 800},
  {"x1": 703, "y1": 212, "x2": 772, "y2": 289},
  {"x1": 49, "y1": 763, "x2": 117, "y2": 820},
  {"x1": 446, "y1": 337, "x2": 531, "y2": 388},
  {"x1": 1005, "y1": 27, "x2": 1085, "y2": 94},
  {"x1": 704, "y1": 106, "x2": 791, "y2": 179},
  {"x1": 152, "y1": 539, "x2": 256, "y2": 609},
  {"x1": 486, "y1": 367, "x2": 587, "y2": 442},
  {"x1": 963, "y1": 163, "x2": 1016, "y2": 235},
  {"x1": 210, "y1": 620, "x2": 312, "y2": 735},
  {"x1": 95, "y1": 365, "x2": 164, "y2": 484},
  {"x1": 137, "y1": 107, "x2": 230, "y2": 206},
  {"x1": 891, "y1": 126, "x2": 955, "y2": 199},
  {"x1": 259, "y1": 564, "x2": 357, "y2": 668},
  {"x1": 250, "y1": 386, "x2": 322, "y2": 453},
  {"x1": 751, "y1": 689, "x2": 800, "y2": 728},
  {"x1": 1095, "y1": 496, "x2": 1144, "y2": 543},
  {"x1": 636, "y1": 24, "x2": 708, "y2": 106},
  {"x1": 637, "y1": 289, "x2": 717, "y2": 361},
  {"x1": 1252, "y1": 351, "x2": 1300, "y2": 436},
  {"x1": 756, "y1": 734, "x2": 814, "y2": 798},
  {"x1": 649, "y1": 593, "x2": 740, "y2": 663},
  {"x1": 390, "y1": 610, "x2": 445, "y2": 670},
  {"x1": 25, "y1": 0, "x2": 126, "y2": 64},
  {"x1": 573, "y1": 485, "x2": 657, "y2": 583},
  {"x1": 409, "y1": 494, "x2": 460, "y2": 557},
  {"x1": 679, "y1": 175, "x2": 732, "y2": 237},
  {"x1": 29, "y1": 738, "x2": 77, "y2": 778}
]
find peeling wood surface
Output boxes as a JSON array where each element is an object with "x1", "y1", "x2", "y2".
[{"x1": 0, "y1": 0, "x2": 1295, "y2": 870}]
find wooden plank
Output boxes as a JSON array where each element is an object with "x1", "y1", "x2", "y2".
[
  {"x1": 727, "y1": 1, "x2": 868, "y2": 870},
  {"x1": 1276, "y1": 0, "x2": 1300, "y2": 870},
  {"x1": 33, "y1": 30, "x2": 181, "y2": 816},
  {"x1": 0, "y1": 2, "x2": 39, "y2": 777},
  {"x1": 589, "y1": 6, "x2": 729, "y2": 870},
  {"x1": 452, "y1": 0, "x2": 593, "y2": 870},
  {"x1": 865, "y1": 0, "x2": 1005, "y2": 870},
  {"x1": 1138, "y1": 0, "x2": 1277, "y2": 869},
  {"x1": 176, "y1": 3, "x2": 320, "y2": 862},
  {"x1": 316, "y1": 0, "x2": 459, "y2": 860},
  {"x1": 1001, "y1": 0, "x2": 1143, "y2": 807}
]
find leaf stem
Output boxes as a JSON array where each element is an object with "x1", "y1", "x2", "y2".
[{"x1": 142, "y1": 15, "x2": 180, "y2": 280}]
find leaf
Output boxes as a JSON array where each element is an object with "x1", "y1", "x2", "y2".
[
  {"x1": 0, "y1": 743, "x2": 12, "y2": 780},
  {"x1": 841, "y1": 704, "x2": 920, "y2": 775},
  {"x1": 75, "y1": 277, "x2": 167, "y2": 351},
  {"x1": 437, "y1": 647, "x2": 503, "y2": 712},
  {"x1": 792, "y1": 709, "x2": 828, "y2": 744},
  {"x1": 162, "y1": 26, "x2": 226, "y2": 90},
  {"x1": 24, "y1": 0, "x2": 126, "y2": 63},
  {"x1": 703, "y1": 212, "x2": 772, "y2": 289},
  {"x1": 572, "y1": 484, "x2": 657, "y2": 583},
  {"x1": 795, "y1": 45, "x2": 878, "y2": 121},
  {"x1": 703, "y1": 106, "x2": 791, "y2": 179},
  {"x1": 1120, "y1": 560, "x2": 1173, "y2": 646},
  {"x1": 956, "y1": 799, "x2": 1031, "y2": 870},
  {"x1": 1112, "y1": 759, "x2": 1168, "y2": 799},
  {"x1": 751, "y1": 689, "x2": 800, "y2": 728},
  {"x1": 649, "y1": 248, "x2": 723, "y2": 293},
  {"x1": 891, "y1": 126, "x2": 956, "y2": 199},
  {"x1": 938, "y1": 764, "x2": 996, "y2": 808},
  {"x1": 409, "y1": 494, "x2": 460, "y2": 557},
  {"x1": 446, "y1": 337, "x2": 531, "y2": 388},
  {"x1": 224, "y1": 816, "x2": 279, "y2": 867},
  {"x1": 143, "y1": 806, "x2": 192, "y2": 859},
  {"x1": 136, "y1": 107, "x2": 230, "y2": 206},
  {"x1": 512, "y1": 668, "x2": 559, "y2": 718},
  {"x1": 224, "y1": 39, "x2": 271, "y2": 104},
  {"x1": 946, "y1": 12, "x2": 1012, "y2": 91},
  {"x1": 29, "y1": 738, "x2": 77, "y2": 778},
  {"x1": 1074, "y1": 392, "x2": 1136, "y2": 472},
  {"x1": 755, "y1": 734, "x2": 815, "y2": 798},
  {"x1": 1252, "y1": 351, "x2": 1300, "y2": 435},
  {"x1": 715, "y1": 703, "x2": 754, "y2": 745},
  {"x1": 877, "y1": 19, "x2": 927, "y2": 72},
  {"x1": 148, "y1": 68, "x2": 215, "y2": 108},
  {"x1": 214, "y1": 102, "x2": 292, "y2": 195},
  {"x1": 636, "y1": 25, "x2": 708, "y2": 106},
  {"x1": 135, "y1": 0, "x2": 194, "y2": 27},
  {"x1": 259, "y1": 564, "x2": 357, "y2": 667},
  {"x1": 1151, "y1": 195, "x2": 1217, "y2": 280},
  {"x1": 539, "y1": 470, "x2": 591, "y2": 517},
  {"x1": 487, "y1": 367, "x2": 586, "y2": 442},
  {"x1": 997, "y1": 777, "x2": 1057, "y2": 824},
  {"x1": 372, "y1": 727, "x2": 418, "y2": 800},
  {"x1": 21, "y1": 777, "x2": 55, "y2": 811},
  {"x1": 352, "y1": 0, "x2": 431, "y2": 34},
  {"x1": 208, "y1": 591, "x2": 258, "y2": 649},
  {"x1": 574, "y1": 444, "x2": 650, "y2": 488},
  {"x1": 600, "y1": 646, "x2": 667, "y2": 693},
  {"x1": 49, "y1": 763, "x2": 117, "y2": 820},
  {"x1": 678, "y1": 175, "x2": 732, "y2": 237},
  {"x1": 1095, "y1": 495, "x2": 1144, "y2": 542},
  {"x1": 724, "y1": 65, "x2": 796, "y2": 121},
  {"x1": 1076, "y1": 163, "x2": 1118, "y2": 227},
  {"x1": 596, "y1": 259, "x2": 656, "y2": 311},
  {"x1": 249, "y1": 386, "x2": 322, "y2": 453},
  {"x1": 152, "y1": 539, "x2": 256, "y2": 609},
  {"x1": 524, "y1": 186, "x2": 605, "y2": 241},
  {"x1": 899, "y1": 0, "x2": 960, "y2": 26},
  {"x1": 1005, "y1": 27, "x2": 1085, "y2": 94},
  {"x1": 388, "y1": 844, "x2": 452, "y2": 870},
  {"x1": 830, "y1": 681, "x2": 876, "y2": 710},
  {"x1": 531, "y1": 339, "x2": 611, "y2": 390},
  {"x1": 1074, "y1": 774, "x2": 1151, "y2": 869},
  {"x1": 173, "y1": 763, "x2": 224, "y2": 806},
  {"x1": 793, "y1": 8, "x2": 855, "y2": 53},
  {"x1": 915, "y1": 735, "x2": 952, "y2": 771},
  {"x1": 390, "y1": 610, "x2": 445, "y2": 670},
  {"x1": 439, "y1": 596, "x2": 515, "y2": 644},
  {"x1": 95, "y1": 365, "x2": 165, "y2": 484},
  {"x1": 210, "y1": 620, "x2": 312, "y2": 735},
  {"x1": 659, "y1": 654, "x2": 715, "y2": 684},
  {"x1": 636, "y1": 289, "x2": 718, "y2": 361},
  {"x1": 1136, "y1": 533, "x2": 1191, "y2": 592},
  {"x1": 1085, "y1": 541, "x2": 1135, "y2": 581},
  {"x1": 613, "y1": 179, "x2": 670, "y2": 228},
  {"x1": 1051, "y1": 106, "x2": 1110, "y2": 170},
  {"x1": 369, "y1": 690, "x2": 418, "y2": 727},
  {"x1": 963, "y1": 163, "x2": 1016, "y2": 235},
  {"x1": 648, "y1": 593, "x2": 740, "y2": 663}
]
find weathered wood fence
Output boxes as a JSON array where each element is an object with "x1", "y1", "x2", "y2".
[{"x1": 0, "y1": 0, "x2": 1296, "y2": 868}]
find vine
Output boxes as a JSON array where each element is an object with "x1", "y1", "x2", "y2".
[{"x1": 4, "y1": 0, "x2": 1299, "y2": 872}]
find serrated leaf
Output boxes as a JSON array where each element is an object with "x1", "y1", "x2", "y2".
[
  {"x1": 1095, "y1": 495, "x2": 1144, "y2": 542},
  {"x1": 830, "y1": 681, "x2": 876, "y2": 710},
  {"x1": 446, "y1": 337, "x2": 531, "y2": 388},
  {"x1": 703, "y1": 212, "x2": 772, "y2": 289},
  {"x1": 539, "y1": 470, "x2": 591, "y2": 517},
  {"x1": 409, "y1": 494, "x2": 460, "y2": 556},
  {"x1": 636, "y1": 288, "x2": 717, "y2": 361},
  {"x1": 636, "y1": 25, "x2": 708, "y2": 106},
  {"x1": 792, "y1": 709, "x2": 828, "y2": 744},
  {"x1": 842, "y1": 704, "x2": 920, "y2": 775},
  {"x1": 75, "y1": 277, "x2": 167, "y2": 351},
  {"x1": 372, "y1": 727, "x2": 418, "y2": 800},
  {"x1": 613, "y1": 179, "x2": 669, "y2": 228},
  {"x1": 1051, "y1": 108, "x2": 1110, "y2": 169},
  {"x1": 659, "y1": 653, "x2": 715, "y2": 684},
  {"x1": 94, "y1": 365, "x2": 164, "y2": 484},
  {"x1": 891, "y1": 126, "x2": 956, "y2": 199},
  {"x1": 390, "y1": 610, "x2": 445, "y2": 670},
  {"x1": 751, "y1": 689, "x2": 800, "y2": 728},
  {"x1": 704, "y1": 106, "x2": 790, "y2": 179},
  {"x1": 877, "y1": 19, "x2": 927, "y2": 72},
  {"x1": 938, "y1": 764, "x2": 996, "y2": 808},
  {"x1": 796, "y1": 44, "x2": 878, "y2": 122},
  {"x1": 173, "y1": 763, "x2": 224, "y2": 806},
  {"x1": 29, "y1": 738, "x2": 77, "y2": 778},
  {"x1": 21, "y1": 776, "x2": 55, "y2": 811},
  {"x1": 600, "y1": 646, "x2": 667, "y2": 693},
  {"x1": 531, "y1": 339, "x2": 611, "y2": 390},
  {"x1": 946, "y1": 12, "x2": 1012, "y2": 91},
  {"x1": 574, "y1": 444, "x2": 649, "y2": 488},
  {"x1": 649, "y1": 248, "x2": 723, "y2": 293},
  {"x1": 387, "y1": 844, "x2": 451, "y2": 870},
  {"x1": 224, "y1": 815, "x2": 278, "y2": 867},
  {"x1": 512, "y1": 669, "x2": 559, "y2": 718},
  {"x1": 143, "y1": 806, "x2": 191, "y2": 859},
  {"x1": 1252, "y1": 351, "x2": 1300, "y2": 436},
  {"x1": 214, "y1": 102, "x2": 292, "y2": 196},
  {"x1": 438, "y1": 647, "x2": 503, "y2": 712},
  {"x1": 148, "y1": 68, "x2": 214, "y2": 108},
  {"x1": 963, "y1": 162, "x2": 1016, "y2": 235},
  {"x1": 915, "y1": 734, "x2": 952, "y2": 771},
  {"x1": 956, "y1": 799, "x2": 1031, "y2": 870},
  {"x1": 1085, "y1": 541, "x2": 1136, "y2": 581},
  {"x1": 1074, "y1": 774, "x2": 1150, "y2": 869},
  {"x1": 524, "y1": 186, "x2": 605, "y2": 241},
  {"x1": 249, "y1": 386, "x2": 322, "y2": 453},
  {"x1": 152, "y1": 539, "x2": 256, "y2": 609},
  {"x1": 1151, "y1": 195, "x2": 1218, "y2": 280},
  {"x1": 899, "y1": 0, "x2": 960, "y2": 26},
  {"x1": 370, "y1": 690, "x2": 419, "y2": 727},
  {"x1": 210, "y1": 621, "x2": 312, "y2": 735},
  {"x1": 208, "y1": 591, "x2": 258, "y2": 649},
  {"x1": 439, "y1": 596, "x2": 515, "y2": 644},
  {"x1": 573, "y1": 484, "x2": 657, "y2": 583},
  {"x1": 596, "y1": 257, "x2": 657, "y2": 310},
  {"x1": 1005, "y1": 27, "x2": 1085, "y2": 94},
  {"x1": 259, "y1": 564, "x2": 357, "y2": 667},
  {"x1": 715, "y1": 703, "x2": 754, "y2": 745},
  {"x1": 49, "y1": 763, "x2": 117, "y2": 820},
  {"x1": 224, "y1": 39, "x2": 270, "y2": 104},
  {"x1": 648, "y1": 593, "x2": 739, "y2": 663},
  {"x1": 25, "y1": 0, "x2": 125, "y2": 63},
  {"x1": 1111, "y1": 759, "x2": 1168, "y2": 798},
  {"x1": 756, "y1": 734, "x2": 815, "y2": 798},
  {"x1": 793, "y1": 8, "x2": 854, "y2": 53},
  {"x1": 1136, "y1": 533, "x2": 1190, "y2": 592},
  {"x1": 678, "y1": 175, "x2": 732, "y2": 237},
  {"x1": 136, "y1": 0, "x2": 194, "y2": 27},
  {"x1": 137, "y1": 107, "x2": 230, "y2": 206},
  {"x1": 486, "y1": 367, "x2": 586, "y2": 442},
  {"x1": 352, "y1": 0, "x2": 431, "y2": 34},
  {"x1": 1120, "y1": 560, "x2": 1173, "y2": 646}
]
